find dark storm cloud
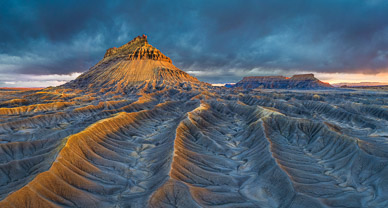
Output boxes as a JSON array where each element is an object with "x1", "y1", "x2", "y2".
[{"x1": 0, "y1": 0, "x2": 388, "y2": 83}]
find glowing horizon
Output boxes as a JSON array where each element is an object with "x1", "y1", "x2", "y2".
[
  {"x1": 314, "y1": 72, "x2": 388, "y2": 85},
  {"x1": 1, "y1": 71, "x2": 387, "y2": 88}
]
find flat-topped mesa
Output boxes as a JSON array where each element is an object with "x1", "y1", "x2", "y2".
[
  {"x1": 234, "y1": 73, "x2": 333, "y2": 89},
  {"x1": 242, "y1": 76, "x2": 287, "y2": 81},
  {"x1": 290, "y1": 73, "x2": 316, "y2": 80}
]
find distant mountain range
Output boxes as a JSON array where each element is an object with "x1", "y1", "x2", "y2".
[{"x1": 229, "y1": 74, "x2": 333, "y2": 89}]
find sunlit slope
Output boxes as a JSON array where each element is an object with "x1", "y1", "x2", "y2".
[
  {"x1": 64, "y1": 35, "x2": 204, "y2": 92},
  {"x1": 0, "y1": 100, "x2": 199, "y2": 207}
]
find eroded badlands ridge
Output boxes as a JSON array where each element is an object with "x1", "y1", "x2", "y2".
[{"x1": 0, "y1": 36, "x2": 388, "y2": 207}]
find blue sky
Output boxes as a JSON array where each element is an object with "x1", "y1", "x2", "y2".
[{"x1": 1, "y1": 0, "x2": 388, "y2": 87}]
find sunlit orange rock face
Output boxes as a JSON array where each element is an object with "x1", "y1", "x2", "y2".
[
  {"x1": 1, "y1": 36, "x2": 388, "y2": 208},
  {"x1": 66, "y1": 35, "x2": 202, "y2": 94},
  {"x1": 128, "y1": 42, "x2": 172, "y2": 63}
]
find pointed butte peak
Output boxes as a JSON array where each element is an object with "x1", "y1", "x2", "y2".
[
  {"x1": 126, "y1": 34, "x2": 148, "y2": 46},
  {"x1": 104, "y1": 34, "x2": 150, "y2": 58},
  {"x1": 64, "y1": 34, "x2": 204, "y2": 91},
  {"x1": 103, "y1": 34, "x2": 172, "y2": 63}
]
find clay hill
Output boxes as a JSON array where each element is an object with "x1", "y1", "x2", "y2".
[
  {"x1": 233, "y1": 73, "x2": 333, "y2": 89},
  {"x1": 64, "y1": 35, "x2": 205, "y2": 93},
  {"x1": 0, "y1": 35, "x2": 388, "y2": 208}
]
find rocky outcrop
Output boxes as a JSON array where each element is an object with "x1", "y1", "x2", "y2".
[
  {"x1": 234, "y1": 73, "x2": 333, "y2": 89},
  {"x1": 103, "y1": 47, "x2": 118, "y2": 58},
  {"x1": 128, "y1": 44, "x2": 172, "y2": 63},
  {"x1": 103, "y1": 34, "x2": 148, "y2": 59}
]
